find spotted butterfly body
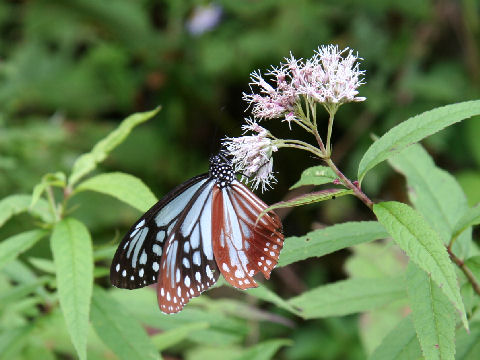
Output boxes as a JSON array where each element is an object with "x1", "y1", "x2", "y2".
[{"x1": 110, "y1": 154, "x2": 284, "y2": 314}]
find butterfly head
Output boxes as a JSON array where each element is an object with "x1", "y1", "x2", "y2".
[{"x1": 209, "y1": 153, "x2": 235, "y2": 188}]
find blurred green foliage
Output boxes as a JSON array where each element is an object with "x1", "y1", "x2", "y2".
[{"x1": 1, "y1": 0, "x2": 480, "y2": 359}]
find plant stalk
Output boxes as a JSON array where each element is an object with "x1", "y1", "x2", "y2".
[{"x1": 447, "y1": 247, "x2": 480, "y2": 296}]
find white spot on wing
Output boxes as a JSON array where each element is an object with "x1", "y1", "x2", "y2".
[{"x1": 193, "y1": 251, "x2": 201, "y2": 266}]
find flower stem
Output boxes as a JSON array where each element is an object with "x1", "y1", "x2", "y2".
[
  {"x1": 447, "y1": 247, "x2": 480, "y2": 296},
  {"x1": 325, "y1": 111, "x2": 335, "y2": 157},
  {"x1": 281, "y1": 140, "x2": 324, "y2": 158},
  {"x1": 324, "y1": 158, "x2": 373, "y2": 209}
]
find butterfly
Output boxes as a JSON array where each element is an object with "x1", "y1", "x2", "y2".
[{"x1": 110, "y1": 152, "x2": 284, "y2": 314}]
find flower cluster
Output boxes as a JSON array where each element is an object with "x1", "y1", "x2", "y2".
[
  {"x1": 228, "y1": 45, "x2": 366, "y2": 191},
  {"x1": 243, "y1": 45, "x2": 365, "y2": 122},
  {"x1": 223, "y1": 119, "x2": 278, "y2": 191}
]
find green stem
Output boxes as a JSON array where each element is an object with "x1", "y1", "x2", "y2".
[
  {"x1": 325, "y1": 111, "x2": 334, "y2": 157},
  {"x1": 46, "y1": 186, "x2": 60, "y2": 222},
  {"x1": 281, "y1": 140, "x2": 324, "y2": 158}
]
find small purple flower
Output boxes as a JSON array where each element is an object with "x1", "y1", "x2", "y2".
[
  {"x1": 223, "y1": 119, "x2": 278, "y2": 191},
  {"x1": 186, "y1": 4, "x2": 222, "y2": 35}
]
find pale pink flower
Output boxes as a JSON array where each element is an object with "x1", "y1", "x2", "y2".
[
  {"x1": 243, "y1": 69, "x2": 298, "y2": 121},
  {"x1": 243, "y1": 45, "x2": 365, "y2": 122},
  {"x1": 303, "y1": 45, "x2": 366, "y2": 104},
  {"x1": 223, "y1": 119, "x2": 277, "y2": 191}
]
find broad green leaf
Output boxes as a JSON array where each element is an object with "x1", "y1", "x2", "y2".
[
  {"x1": 456, "y1": 322, "x2": 480, "y2": 360},
  {"x1": 28, "y1": 257, "x2": 56, "y2": 274},
  {"x1": 151, "y1": 322, "x2": 209, "y2": 351},
  {"x1": 110, "y1": 287, "x2": 247, "y2": 346},
  {"x1": 370, "y1": 316, "x2": 422, "y2": 360},
  {"x1": 23, "y1": 342, "x2": 56, "y2": 360},
  {"x1": 358, "y1": 100, "x2": 480, "y2": 182},
  {"x1": 0, "y1": 230, "x2": 46, "y2": 271},
  {"x1": 91, "y1": 287, "x2": 160, "y2": 360},
  {"x1": 288, "y1": 277, "x2": 406, "y2": 319},
  {"x1": 233, "y1": 339, "x2": 292, "y2": 360},
  {"x1": 406, "y1": 262, "x2": 455, "y2": 360},
  {"x1": 51, "y1": 218, "x2": 93, "y2": 360},
  {"x1": 75, "y1": 172, "x2": 157, "y2": 212},
  {"x1": 373, "y1": 201, "x2": 468, "y2": 329},
  {"x1": 290, "y1": 165, "x2": 337, "y2": 189},
  {"x1": 0, "y1": 194, "x2": 52, "y2": 227},
  {"x1": 260, "y1": 188, "x2": 353, "y2": 219},
  {"x1": 0, "y1": 277, "x2": 49, "y2": 306},
  {"x1": 278, "y1": 221, "x2": 388, "y2": 267},
  {"x1": 453, "y1": 203, "x2": 480, "y2": 240},
  {"x1": 68, "y1": 107, "x2": 161, "y2": 186},
  {"x1": 31, "y1": 172, "x2": 66, "y2": 208},
  {"x1": 246, "y1": 284, "x2": 300, "y2": 315},
  {"x1": 345, "y1": 242, "x2": 406, "y2": 279},
  {"x1": 389, "y1": 144, "x2": 471, "y2": 257},
  {"x1": 2, "y1": 260, "x2": 51, "y2": 303},
  {"x1": 0, "y1": 325, "x2": 33, "y2": 360},
  {"x1": 186, "y1": 346, "x2": 242, "y2": 360}
]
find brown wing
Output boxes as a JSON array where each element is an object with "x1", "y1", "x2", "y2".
[{"x1": 211, "y1": 181, "x2": 284, "y2": 290}]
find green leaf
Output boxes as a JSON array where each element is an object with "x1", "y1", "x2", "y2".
[
  {"x1": 456, "y1": 321, "x2": 480, "y2": 360},
  {"x1": 373, "y1": 201, "x2": 468, "y2": 329},
  {"x1": 0, "y1": 230, "x2": 47, "y2": 271},
  {"x1": 246, "y1": 284, "x2": 300, "y2": 315},
  {"x1": 278, "y1": 221, "x2": 388, "y2": 267},
  {"x1": 389, "y1": 144, "x2": 470, "y2": 256},
  {"x1": 259, "y1": 188, "x2": 353, "y2": 219},
  {"x1": 28, "y1": 257, "x2": 56, "y2": 274},
  {"x1": 288, "y1": 277, "x2": 406, "y2": 319},
  {"x1": 406, "y1": 262, "x2": 455, "y2": 360},
  {"x1": 68, "y1": 107, "x2": 161, "y2": 187},
  {"x1": 0, "y1": 325, "x2": 33, "y2": 360},
  {"x1": 358, "y1": 100, "x2": 480, "y2": 182},
  {"x1": 31, "y1": 172, "x2": 66, "y2": 208},
  {"x1": 51, "y1": 218, "x2": 93, "y2": 360},
  {"x1": 370, "y1": 316, "x2": 422, "y2": 360},
  {"x1": 453, "y1": 203, "x2": 480, "y2": 240},
  {"x1": 110, "y1": 287, "x2": 247, "y2": 346},
  {"x1": 91, "y1": 287, "x2": 160, "y2": 360},
  {"x1": 233, "y1": 339, "x2": 292, "y2": 360},
  {"x1": 345, "y1": 242, "x2": 406, "y2": 279},
  {"x1": 0, "y1": 277, "x2": 49, "y2": 306},
  {"x1": 0, "y1": 194, "x2": 52, "y2": 227},
  {"x1": 290, "y1": 165, "x2": 337, "y2": 189},
  {"x1": 151, "y1": 322, "x2": 209, "y2": 351},
  {"x1": 75, "y1": 172, "x2": 158, "y2": 213}
]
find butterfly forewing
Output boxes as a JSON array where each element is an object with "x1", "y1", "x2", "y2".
[
  {"x1": 110, "y1": 174, "x2": 209, "y2": 290},
  {"x1": 157, "y1": 180, "x2": 221, "y2": 313},
  {"x1": 212, "y1": 181, "x2": 284, "y2": 290}
]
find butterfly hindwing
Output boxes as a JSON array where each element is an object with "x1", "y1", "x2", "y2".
[
  {"x1": 110, "y1": 174, "x2": 210, "y2": 290},
  {"x1": 212, "y1": 181, "x2": 284, "y2": 290}
]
